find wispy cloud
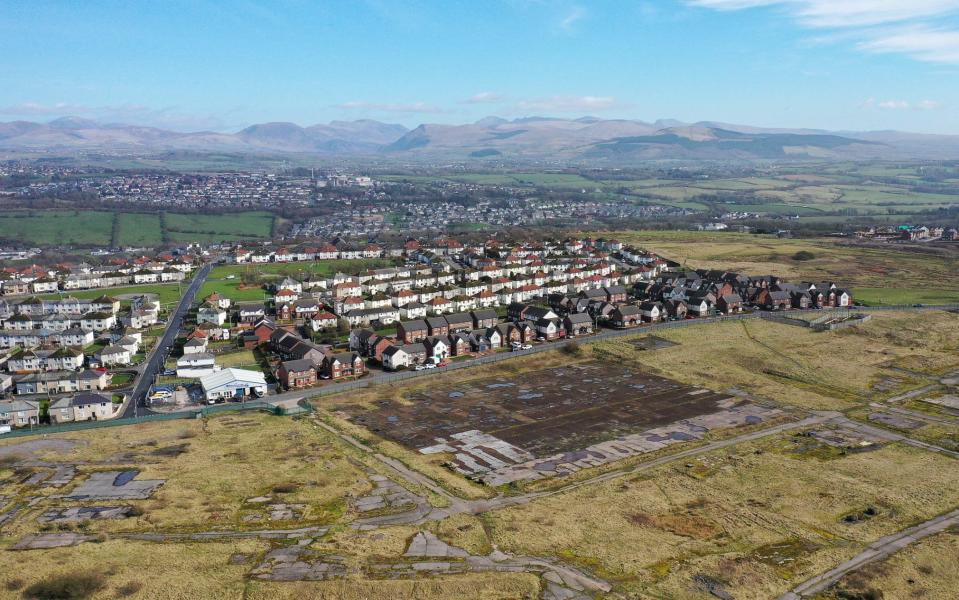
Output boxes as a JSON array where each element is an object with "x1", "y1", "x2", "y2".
[
  {"x1": 462, "y1": 92, "x2": 505, "y2": 104},
  {"x1": 514, "y1": 95, "x2": 623, "y2": 112},
  {"x1": 688, "y1": 0, "x2": 959, "y2": 63},
  {"x1": 334, "y1": 101, "x2": 446, "y2": 113},
  {"x1": 559, "y1": 6, "x2": 586, "y2": 31},
  {"x1": 861, "y1": 97, "x2": 944, "y2": 110}
]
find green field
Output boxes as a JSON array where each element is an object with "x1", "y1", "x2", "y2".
[
  {"x1": 198, "y1": 258, "x2": 397, "y2": 303},
  {"x1": 0, "y1": 209, "x2": 274, "y2": 247},
  {"x1": 39, "y1": 282, "x2": 187, "y2": 307},
  {"x1": 164, "y1": 211, "x2": 275, "y2": 243},
  {"x1": 0, "y1": 210, "x2": 114, "y2": 245},
  {"x1": 116, "y1": 212, "x2": 163, "y2": 246}
]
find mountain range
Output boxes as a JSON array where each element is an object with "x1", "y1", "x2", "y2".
[{"x1": 2, "y1": 115, "x2": 958, "y2": 161}]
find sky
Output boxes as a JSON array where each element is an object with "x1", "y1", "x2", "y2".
[{"x1": 2, "y1": 0, "x2": 959, "y2": 133}]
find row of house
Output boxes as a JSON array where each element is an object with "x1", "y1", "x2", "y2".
[
  {"x1": 0, "y1": 392, "x2": 120, "y2": 427},
  {"x1": 0, "y1": 254, "x2": 193, "y2": 296}
]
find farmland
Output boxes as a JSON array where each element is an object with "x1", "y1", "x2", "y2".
[{"x1": 0, "y1": 209, "x2": 275, "y2": 247}]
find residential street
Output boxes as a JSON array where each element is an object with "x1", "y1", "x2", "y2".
[{"x1": 120, "y1": 263, "x2": 211, "y2": 419}]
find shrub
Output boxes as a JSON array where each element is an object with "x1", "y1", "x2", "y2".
[
  {"x1": 114, "y1": 581, "x2": 143, "y2": 597},
  {"x1": 272, "y1": 482, "x2": 300, "y2": 494},
  {"x1": 792, "y1": 250, "x2": 816, "y2": 261},
  {"x1": 560, "y1": 342, "x2": 582, "y2": 357},
  {"x1": 22, "y1": 573, "x2": 106, "y2": 600}
]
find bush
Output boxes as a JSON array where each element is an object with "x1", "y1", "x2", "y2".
[
  {"x1": 114, "y1": 581, "x2": 143, "y2": 597},
  {"x1": 22, "y1": 573, "x2": 106, "y2": 600},
  {"x1": 272, "y1": 482, "x2": 300, "y2": 494},
  {"x1": 560, "y1": 341, "x2": 582, "y2": 357},
  {"x1": 792, "y1": 250, "x2": 816, "y2": 261}
]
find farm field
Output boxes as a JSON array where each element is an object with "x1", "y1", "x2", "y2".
[
  {"x1": 0, "y1": 210, "x2": 114, "y2": 245},
  {"x1": 606, "y1": 230, "x2": 959, "y2": 305},
  {"x1": 0, "y1": 209, "x2": 274, "y2": 247}
]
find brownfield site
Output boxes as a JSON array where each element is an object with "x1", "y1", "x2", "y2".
[{"x1": 339, "y1": 361, "x2": 732, "y2": 456}]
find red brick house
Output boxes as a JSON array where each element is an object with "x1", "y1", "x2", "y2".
[
  {"x1": 278, "y1": 359, "x2": 316, "y2": 389},
  {"x1": 322, "y1": 351, "x2": 365, "y2": 379}
]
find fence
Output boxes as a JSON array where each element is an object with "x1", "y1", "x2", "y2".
[
  {"x1": 5, "y1": 302, "x2": 956, "y2": 437},
  {"x1": 295, "y1": 302, "x2": 959, "y2": 401},
  {"x1": 0, "y1": 399, "x2": 312, "y2": 440}
]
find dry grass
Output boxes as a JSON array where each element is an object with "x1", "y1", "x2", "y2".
[
  {"x1": 244, "y1": 573, "x2": 541, "y2": 600},
  {"x1": 813, "y1": 529, "x2": 959, "y2": 600},
  {"x1": 486, "y1": 438, "x2": 959, "y2": 598},
  {"x1": 599, "y1": 312, "x2": 959, "y2": 411},
  {"x1": 0, "y1": 413, "x2": 373, "y2": 536},
  {"x1": 604, "y1": 230, "x2": 959, "y2": 304},
  {"x1": 0, "y1": 538, "x2": 263, "y2": 599}
]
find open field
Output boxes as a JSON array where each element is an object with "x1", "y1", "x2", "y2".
[
  {"x1": 0, "y1": 210, "x2": 115, "y2": 245},
  {"x1": 163, "y1": 211, "x2": 274, "y2": 243},
  {"x1": 38, "y1": 282, "x2": 187, "y2": 307},
  {"x1": 485, "y1": 436, "x2": 959, "y2": 599},
  {"x1": 812, "y1": 529, "x2": 959, "y2": 600},
  {"x1": 0, "y1": 209, "x2": 274, "y2": 247},
  {"x1": 606, "y1": 230, "x2": 959, "y2": 305},
  {"x1": 601, "y1": 312, "x2": 959, "y2": 412},
  {"x1": 199, "y1": 259, "x2": 398, "y2": 302}
]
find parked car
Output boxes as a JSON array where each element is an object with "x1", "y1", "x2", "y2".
[
  {"x1": 521, "y1": 344, "x2": 533, "y2": 350},
  {"x1": 414, "y1": 364, "x2": 427, "y2": 371}
]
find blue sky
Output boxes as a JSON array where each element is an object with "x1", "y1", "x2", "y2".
[{"x1": 2, "y1": 0, "x2": 959, "y2": 133}]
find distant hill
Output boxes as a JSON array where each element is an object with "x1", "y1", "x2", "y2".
[{"x1": 3, "y1": 115, "x2": 959, "y2": 161}]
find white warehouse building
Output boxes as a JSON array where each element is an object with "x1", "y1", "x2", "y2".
[{"x1": 199, "y1": 368, "x2": 267, "y2": 402}]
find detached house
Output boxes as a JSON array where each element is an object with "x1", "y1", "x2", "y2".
[
  {"x1": 322, "y1": 352, "x2": 365, "y2": 380},
  {"x1": 611, "y1": 304, "x2": 643, "y2": 328},
  {"x1": 278, "y1": 359, "x2": 317, "y2": 389}
]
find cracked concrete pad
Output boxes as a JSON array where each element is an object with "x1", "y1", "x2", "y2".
[
  {"x1": 63, "y1": 471, "x2": 164, "y2": 500},
  {"x1": 405, "y1": 531, "x2": 469, "y2": 558},
  {"x1": 12, "y1": 533, "x2": 95, "y2": 550}
]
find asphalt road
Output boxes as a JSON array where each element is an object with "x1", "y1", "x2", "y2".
[{"x1": 120, "y1": 263, "x2": 212, "y2": 418}]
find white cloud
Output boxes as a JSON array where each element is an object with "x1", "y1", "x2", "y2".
[
  {"x1": 559, "y1": 6, "x2": 586, "y2": 31},
  {"x1": 462, "y1": 92, "x2": 505, "y2": 104},
  {"x1": 688, "y1": 0, "x2": 959, "y2": 63},
  {"x1": 861, "y1": 97, "x2": 945, "y2": 110},
  {"x1": 335, "y1": 101, "x2": 446, "y2": 113},
  {"x1": 514, "y1": 95, "x2": 623, "y2": 112}
]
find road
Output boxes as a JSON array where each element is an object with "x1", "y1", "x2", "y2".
[
  {"x1": 120, "y1": 263, "x2": 212, "y2": 418},
  {"x1": 778, "y1": 506, "x2": 959, "y2": 599}
]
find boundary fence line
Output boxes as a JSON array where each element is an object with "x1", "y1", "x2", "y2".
[{"x1": 4, "y1": 303, "x2": 956, "y2": 437}]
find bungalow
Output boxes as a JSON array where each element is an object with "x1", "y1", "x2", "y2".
[
  {"x1": 322, "y1": 351, "x2": 365, "y2": 380},
  {"x1": 278, "y1": 359, "x2": 317, "y2": 389},
  {"x1": 564, "y1": 312, "x2": 594, "y2": 336},
  {"x1": 611, "y1": 304, "x2": 643, "y2": 328}
]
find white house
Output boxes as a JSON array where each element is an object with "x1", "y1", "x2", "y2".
[
  {"x1": 98, "y1": 344, "x2": 133, "y2": 367},
  {"x1": 200, "y1": 368, "x2": 267, "y2": 402},
  {"x1": 197, "y1": 306, "x2": 227, "y2": 326},
  {"x1": 176, "y1": 353, "x2": 218, "y2": 378}
]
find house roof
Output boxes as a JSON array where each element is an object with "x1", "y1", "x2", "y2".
[
  {"x1": 281, "y1": 359, "x2": 315, "y2": 373},
  {"x1": 200, "y1": 368, "x2": 266, "y2": 390}
]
